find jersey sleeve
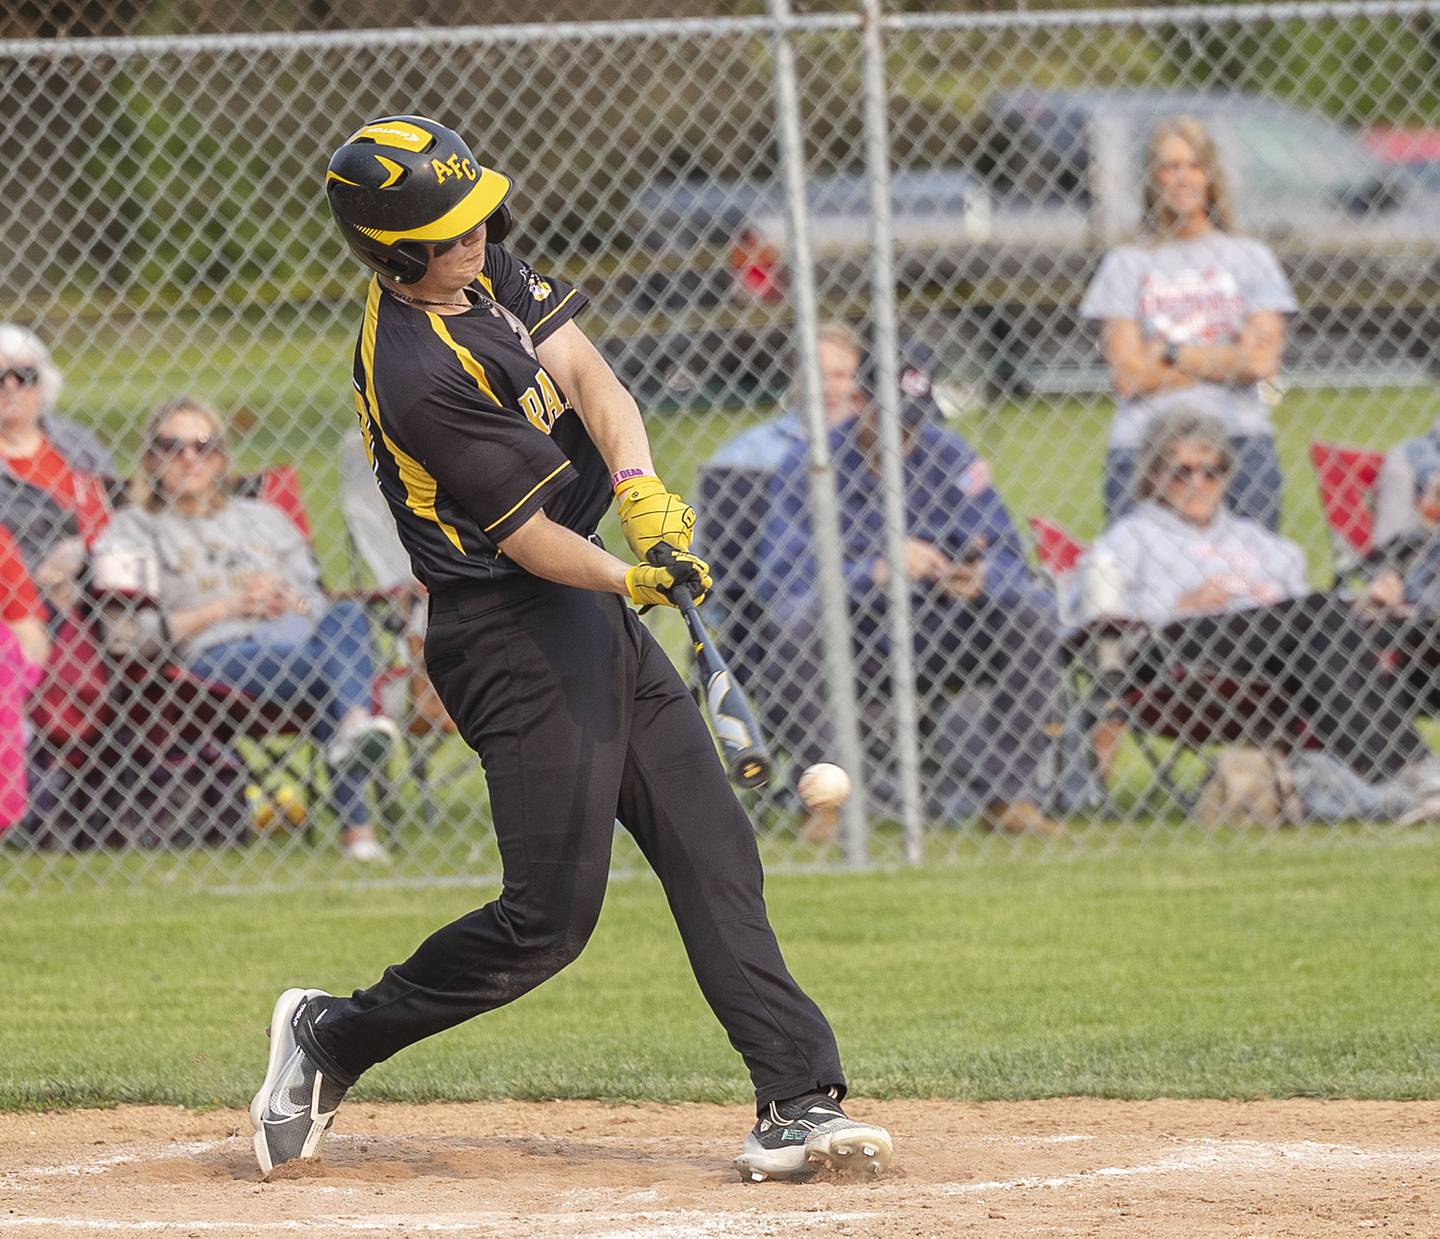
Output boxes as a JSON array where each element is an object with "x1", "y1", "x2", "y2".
[
  {"x1": 399, "y1": 386, "x2": 577, "y2": 546},
  {"x1": 481, "y1": 243, "x2": 589, "y2": 346}
]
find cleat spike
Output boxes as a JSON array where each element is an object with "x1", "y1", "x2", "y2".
[
  {"x1": 750, "y1": 1171, "x2": 766, "y2": 1182},
  {"x1": 862, "y1": 1144, "x2": 876, "y2": 1157}
]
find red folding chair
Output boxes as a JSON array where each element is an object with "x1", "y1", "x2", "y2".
[
  {"x1": 1308, "y1": 441, "x2": 1384, "y2": 573},
  {"x1": 1028, "y1": 515, "x2": 1086, "y2": 627}
]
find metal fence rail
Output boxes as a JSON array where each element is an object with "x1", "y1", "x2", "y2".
[{"x1": 3, "y1": 1, "x2": 1439, "y2": 891}]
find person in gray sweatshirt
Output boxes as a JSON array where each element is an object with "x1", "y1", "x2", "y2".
[
  {"x1": 93, "y1": 398, "x2": 398, "y2": 861},
  {"x1": 1081, "y1": 410, "x2": 1440, "y2": 811}
]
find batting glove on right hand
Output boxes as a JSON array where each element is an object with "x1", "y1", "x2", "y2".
[
  {"x1": 624, "y1": 549, "x2": 712, "y2": 609},
  {"x1": 616, "y1": 475, "x2": 697, "y2": 560}
]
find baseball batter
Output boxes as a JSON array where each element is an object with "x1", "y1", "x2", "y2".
[{"x1": 248, "y1": 115, "x2": 892, "y2": 1184}]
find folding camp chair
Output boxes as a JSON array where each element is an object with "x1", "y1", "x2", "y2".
[
  {"x1": 1027, "y1": 515, "x2": 1319, "y2": 817},
  {"x1": 103, "y1": 464, "x2": 411, "y2": 845},
  {"x1": 1309, "y1": 440, "x2": 1384, "y2": 575}
]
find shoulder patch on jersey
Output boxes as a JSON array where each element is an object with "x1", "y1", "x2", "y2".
[{"x1": 525, "y1": 269, "x2": 552, "y2": 301}]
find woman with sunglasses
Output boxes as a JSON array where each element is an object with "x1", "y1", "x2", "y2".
[
  {"x1": 0, "y1": 323, "x2": 115, "y2": 551},
  {"x1": 93, "y1": 397, "x2": 399, "y2": 861},
  {"x1": 1080, "y1": 118, "x2": 1296, "y2": 531},
  {"x1": 1081, "y1": 411, "x2": 1440, "y2": 813}
]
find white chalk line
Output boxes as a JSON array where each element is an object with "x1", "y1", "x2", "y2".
[
  {"x1": 7, "y1": 1136, "x2": 1440, "y2": 1233},
  {"x1": 0, "y1": 1210, "x2": 872, "y2": 1236},
  {"x1": 940, "y1": 1138, "x2": 1440, "y2": 1196}
]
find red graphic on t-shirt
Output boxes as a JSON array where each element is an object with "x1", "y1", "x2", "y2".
[{"x1": 1139, "y1": 267, "x2": 1245, "y2": 346}]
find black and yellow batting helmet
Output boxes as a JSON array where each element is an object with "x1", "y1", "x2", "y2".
[{"x1": 325, "y1": 115, "x2": 513, "y2": 284}]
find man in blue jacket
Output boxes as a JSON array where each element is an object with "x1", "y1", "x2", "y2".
[{"x1": 759, "y1": 343, "x2": 1062, "y2": 836}]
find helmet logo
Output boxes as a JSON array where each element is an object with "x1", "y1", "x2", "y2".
[
  {"x1": 354, "y1": 122, "x2": 430, "y2": 152},
  {"x1": 432, "y1": 154, "x2": 477, "y2": 186},
  {"x1": 374, "y1": 155, "x2": 405, "y2": 189}
]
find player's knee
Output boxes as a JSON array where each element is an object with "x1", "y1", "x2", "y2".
[{"x1": 499, "y1": 883, "x2": 605, "y2": 970}]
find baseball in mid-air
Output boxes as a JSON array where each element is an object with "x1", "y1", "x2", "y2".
[{"x1": 798, "y1": 763, "x2": 852, "y2": 809}]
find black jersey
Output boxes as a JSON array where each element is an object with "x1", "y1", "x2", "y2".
[{"x1": 350, "y1": 244, "x2": 611, "y2": 590}]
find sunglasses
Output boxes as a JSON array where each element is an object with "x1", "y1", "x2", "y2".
[
  {"x1": 0, "y1": 366, "x2": 40, "y2": 388},
  {"x1": 429, "y1": 223, "x2": 485, "y2": 257},
  {"x1": 1166, "y1": 462, "x2": 1226, "y2": 484},
  {"x1": 149, "y1": 433, "x2": 222, "y2": 458}
]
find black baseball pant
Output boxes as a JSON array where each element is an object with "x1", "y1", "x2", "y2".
[{"x1": 298, "y1": 572, "x2": 844, "y2": 1109}]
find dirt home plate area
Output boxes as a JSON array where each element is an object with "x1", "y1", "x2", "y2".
[{"x1": 3, "y1": 1099, "x2": 1438, "y2": 1236}]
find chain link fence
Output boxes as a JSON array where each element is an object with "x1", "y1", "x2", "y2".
[{"x1": 2, "y1": 1, "x2": 1439, "y2": 892}]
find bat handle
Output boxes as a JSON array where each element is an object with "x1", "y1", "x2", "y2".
[{"x1": 646, "y1": 541, "x2": 699, "y2": 592}]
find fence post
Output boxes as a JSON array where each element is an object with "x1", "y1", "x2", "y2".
[
  {"x1": 859, "y1": 0, "x2": 926, "y2": 865},
  {"x1": 767, "y1": 0, "x2": 870, "y2": 867}
]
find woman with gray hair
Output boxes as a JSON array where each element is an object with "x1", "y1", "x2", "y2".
[
  {"x1": 1082, "y1": 410, "x2": 1440, "y2": 814},
  {"x1": 0, "y1": 324, "x2": 116, "y2": 512},
  {"x1": 1080, "y1": 117, "x2": 1296, "y2": 530},
  {"x1": 0, "y1": 324, "x2": 117, "y2": 606}
]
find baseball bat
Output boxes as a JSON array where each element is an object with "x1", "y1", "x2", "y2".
[{"x1": 649, "y1": 544, "x2": 773, "y2": 788}]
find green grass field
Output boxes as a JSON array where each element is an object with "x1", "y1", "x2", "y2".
[
  {"x1": 11, "y1": 326, "x2": 1440, "y2": 1110},
  {"x1": 4, "y1": 833, "x2": 1438, "y2": 1111}
]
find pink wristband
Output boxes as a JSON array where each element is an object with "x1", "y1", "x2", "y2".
[{"x1": 611, "y1": 467, "x2": 650, "y2": 492}]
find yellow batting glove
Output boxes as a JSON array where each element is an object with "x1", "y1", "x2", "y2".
[
  {"x1": 616, "y1": 474, "x2": 696, "y2": 560},
  {"x1": 624, "y1": 550, "x2": 712, "y2": 609}
]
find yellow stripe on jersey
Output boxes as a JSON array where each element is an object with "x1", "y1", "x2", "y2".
[
  {"x1": 360, "y1": 277, "x2": 466, "y2": 554},
  {"x1": 530, "y1": 287, "x2": 580, "y2": 336},
  {"x1": 427, "y1": 313, "x2": 500, "y2": 404},
  {"x1": 482, "y1": 461, "x2": 572, "y2": 534},
  {"x1": 353, "y1": 387, "x2": 377, "y2": 469},
  {"x1": 475, "y1": 272, "x2": 495, "y2": 298}
]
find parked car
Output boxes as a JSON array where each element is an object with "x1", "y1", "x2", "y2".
[
  {"x1": 602, "y1": 167, "x2": 991, "y2": 405},
  {"x1": 971, "y1": 88, "x2": 1440, "y2": 250},
  {"x1": 1363, "y1": 126, "x2": 1440, "y2": 194},
  {"x1": 628, "y1": 166, "x2": 990, "y2": 300}
]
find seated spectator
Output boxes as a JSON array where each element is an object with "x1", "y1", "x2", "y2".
[
  {"x1": 1372, "y1": 412, "x2": 1440, "y2": 548},
  {"x1": 0, "y1": 327, "x2": 119, "y2": 842},
  {"x1": 1081, "y1": 411, "x2": 1440, "y2": 816},
  {"x1": 93, "y1": 397, "x2": 399, "y2": 862},
  {"x1": 708, "y1": 321, "x2": 865, "y2": 470},
  {"x1": 1363, "y1": 467, "x2": 1440, "y2": 717},
  {"x1": 760, "y1": 342, "x2": 1063, "y2": 838},
  {"x1": 1079, "y1": 118, "x2": 1295, "y2": 531},
  {"x1": 0, "y1": 525, "x2": 47, "y2": 832},
  {"x1": 0, "y1": 323, "x2": 115, "y2": 551}
]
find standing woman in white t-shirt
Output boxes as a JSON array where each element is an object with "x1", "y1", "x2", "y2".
[{"x1": 1080, "y1": 116, "x2": 1298, "y2": 530}]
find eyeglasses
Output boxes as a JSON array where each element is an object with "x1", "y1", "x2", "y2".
[
  {"x1": 149, "y1": 433, "x2": 222, "y2": 458},
  {"x1": 0, "y1": 366, "x2": 40, "y2": 388},
  {"x1": 1166, "y1": 462, "x2": 1226, "y2": 484}
]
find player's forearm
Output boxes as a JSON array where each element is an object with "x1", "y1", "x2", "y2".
[
  {"x1": 575, "y1": 372, "x2": 655, "y2": 479},
  {"x1": 498, "y1": 510, "x2": 631, "y2": 595}
]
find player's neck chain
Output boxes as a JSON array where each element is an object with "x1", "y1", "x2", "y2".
[{"x1": 385, "y1": 284, "x2": 474, "y2": 312}]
